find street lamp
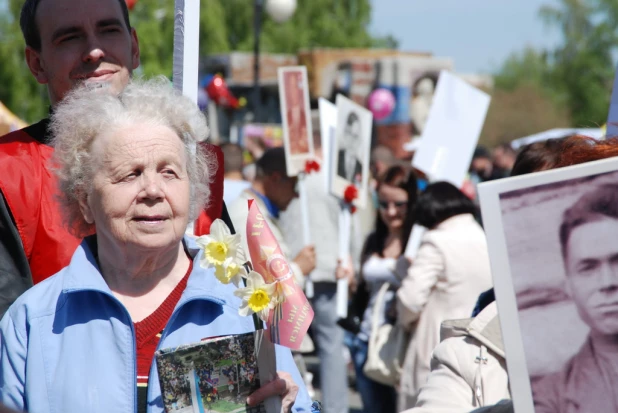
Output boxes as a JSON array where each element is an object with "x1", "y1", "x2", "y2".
[{"x1": 252, "y1": 0, "x2": 297, "y2": 122}]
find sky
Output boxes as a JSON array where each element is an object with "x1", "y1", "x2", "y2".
[{"x1": 369, "y1": 0, "x2": 562, "y2": 74}]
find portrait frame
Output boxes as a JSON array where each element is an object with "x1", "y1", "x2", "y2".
[
  {"x1": 478, "y1": 157, "x2": 618, "y2": 413},
  {"x1": 330, "y1": 94, "x2": 372, "y2": 209},
  {"x1": 278, "y1": 66, "x2": 314, "y2": 176}
]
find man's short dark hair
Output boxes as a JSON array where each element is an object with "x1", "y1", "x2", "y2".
[
  {"x1": 20, "y1": 0, "x2": 132, "y2": 51},
  {"x1": 559, "y1": 183, "x2": 618, "y2": 259},
  {"x1": 220, "y1": 143, "x2": 244, "y2": 174},
  {"x1": 414, "y1": 181, "x2": 477, "y2": 229},
  {"x1": 346, "y1": 111, "x2": 359, "y2": 127},
  {"x1": 255, "y1": 147, "x2": 288, "y2": 178},
  {"x1": 473, "y1": 146, "x2": 491, "y2": 160}
]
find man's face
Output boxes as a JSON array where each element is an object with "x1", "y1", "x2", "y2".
[
  {"x1": 265, "y1": 173, "x2": 298, "y2": 211},
  {"x1": 26, "y1": 0, "x2": 140, "y2": 106},
  {"x1": 343, "y1": 118, "x2": 361, "y2": 153},
  {"x1": 565, "y1": 218, "x2": 618, "y2": 336}
]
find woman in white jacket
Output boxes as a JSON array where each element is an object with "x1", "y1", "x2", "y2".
[{"x1": 397, "y1": 182, "x2": 493, "y2": 410}]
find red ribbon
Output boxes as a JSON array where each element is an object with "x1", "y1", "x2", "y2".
[{"x1": 304, "y1": 160, "x2": 321, "y2": 174}]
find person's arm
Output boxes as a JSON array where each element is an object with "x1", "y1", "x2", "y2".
[
  {"x1": 0, "y1": 309, "x2": 28, "y2": 410},
  {"x1": 0, "y1": 192, "x2": 32, "y2": 317},
  {"x1": 397, "y1": 238, "x2": 443, "y2": 329}
]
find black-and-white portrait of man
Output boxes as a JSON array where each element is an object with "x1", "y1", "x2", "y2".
[
  {"x1": 337, "y1": 111, "x2": 363, "y2": 186},
  {"x1": 330, "y1": 94, "x2": 372, "y2": 208},
  {"x1": 533, "y1": 183, "x2": 618, "y2": 412},
  {"x1": 481, "y1": 164, "x2": 618, "y2": 413}
]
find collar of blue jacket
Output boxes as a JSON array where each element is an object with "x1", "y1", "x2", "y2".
[{"x1": 0, "y1": 235, "x2": 311, "y2": 413}]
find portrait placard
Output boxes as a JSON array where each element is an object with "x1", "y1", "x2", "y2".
[
  {"x1": 330, "y1": 94, "x2": 373, "y2": 209},
  {"x1": 278, "y1": 66, "x2": 314, "y2": 176},
  {"x1": 478, "y1": 157, "x2": 618, "y2": 413},
  {"x1": 412, "y1": 70, "x2": 490, "y2": 187}
]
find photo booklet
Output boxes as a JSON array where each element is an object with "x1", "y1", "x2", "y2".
[{"x1": 156, "y1": 330, "x2": 280, "y2": 413}]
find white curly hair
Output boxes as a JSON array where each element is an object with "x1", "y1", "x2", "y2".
[{"x1": 50, "y1": 76, "x2": 213, "y2": 237}]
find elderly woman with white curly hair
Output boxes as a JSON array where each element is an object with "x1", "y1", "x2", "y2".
[{"x1": 0, "y1": 77, "x2": 311, "y2": 413}]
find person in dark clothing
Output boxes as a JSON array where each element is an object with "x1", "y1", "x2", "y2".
[{"x1": 0, "y1": 0, "x2": 234, "y2": 317}]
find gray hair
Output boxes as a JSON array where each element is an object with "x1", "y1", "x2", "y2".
[{"x1": 50, "y1": 76, "x2": 213, "y2": 237}]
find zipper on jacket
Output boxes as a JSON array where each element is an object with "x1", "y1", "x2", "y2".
[{"x1": 74, "y1": 289, "x2": 139, "y2": 413}]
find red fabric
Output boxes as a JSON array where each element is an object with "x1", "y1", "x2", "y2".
[
  {"x1": 0, "y1": 131, "x2": 89, "y2": 284},
  {"x1": 134, "y1": 259, "x2": 193, "y2": 386},
  {"x1": 194, "y1": 143, "x2": 224, "y2": 236}
]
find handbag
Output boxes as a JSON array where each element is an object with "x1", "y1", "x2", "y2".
[{"x1": 362, "y1": 282, "x2": 409, "y2": 387}]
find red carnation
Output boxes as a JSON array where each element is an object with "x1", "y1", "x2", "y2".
[
  {"x1": 304, "y1": 160, "x2": 321, "y2": 174},
  {"x1": 343, "y1": 185, "x2": 358, "y2": 204}
]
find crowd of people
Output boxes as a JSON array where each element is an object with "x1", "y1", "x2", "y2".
[
  {"x1": 158, "y1": 357, "x2": 192, "y2": 411},
  {"x1": 0, "y1": 1, "x2": 617, "y2": 413}
]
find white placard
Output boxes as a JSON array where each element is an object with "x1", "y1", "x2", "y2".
[
  {"x1": 174, "y1": 0, "x2": 200, "y2": 235},
  {"x1": 607, "y1": 64, "x2": 618, "y2": 138},
  {"x1": 318, "y1": 98, "x2": 338, "y2": 193},
  {"x1": 403, "y1": 225, "x2": 426, "y2": 260},
  {"x1": 412, "y1": 70, "x2": 490, "y2": 187},
  {"x1": 330, "y1": 95, "x2": 373, "y2": 209},
  {"x1": 278, "y1": 66, "x2": 314, "y2": 176},
  {"x1": 172, "y1": 0, "x2": 200, "y2": 104},
  {"x1": 406, "y1": 71, "x2": 490, "y2": 257},
  {"x1": 478, "y1": 157, "x2": 618, "y2": 413},
  {"x1": 297, "y1": 174, "x2": 314, "y2": 298},
  {"x1": 336, "y1": 205, "x2": 352, "y2": 318}
]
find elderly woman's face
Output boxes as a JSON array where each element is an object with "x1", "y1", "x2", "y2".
[{"x1": 80, "y1": 123, "x2": 191, "y2": 252}]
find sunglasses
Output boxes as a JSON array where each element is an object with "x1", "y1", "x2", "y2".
[{"x1": 378, "y1": 200, "x2": 408, "y2": 210}]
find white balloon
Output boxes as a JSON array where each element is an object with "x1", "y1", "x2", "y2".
[{"x1": 265, "y1": 0, "x2": 297, "y2": 23}]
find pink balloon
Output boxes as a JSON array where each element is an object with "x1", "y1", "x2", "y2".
[{"x1": 367, "y1": 88, "x2": 396, "y2": 121}]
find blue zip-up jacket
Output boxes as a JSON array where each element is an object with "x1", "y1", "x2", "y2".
[{"x1": 0, "y1": 236, "x2": 311, "y2": 412}]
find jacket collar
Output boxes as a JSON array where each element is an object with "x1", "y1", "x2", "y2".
[
  {"x1": 562, "y1": 337, "x2": 618, "y2": 411},
  {"x1": 440, "y1": 302, "x2": 504, "y2": 359},
  {"x1": 436, "y1": 213, "x2": 477, "y2": 230},
  {"x1": 22, "y1": 118, "x2": 53, "y2": 146},
  {"x1": 61, "y1": 235, "x2": 238, "y2": 308}
]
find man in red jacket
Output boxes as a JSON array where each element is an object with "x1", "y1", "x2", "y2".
[{"x1": 0, "y1": 0, "x2": 231, "y2": 316}]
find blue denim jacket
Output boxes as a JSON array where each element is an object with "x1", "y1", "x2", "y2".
[{"x1": 0, "y1": 236, "x2": 311, "y2": 413}]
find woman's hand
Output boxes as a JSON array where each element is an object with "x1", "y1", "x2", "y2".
[
  {"x1": 246, "y1": 371, "x2": 299, "y2": 413},
  {"x1": 336, "y1": 256, "x2": 357, "y2": 293},
  {"x1": 394, "y1": 255, "x2": 412, "y2": 280}
]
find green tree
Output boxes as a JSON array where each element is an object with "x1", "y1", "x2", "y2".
[
  {"x1": 539, "y1": 0, "x2": 617, "y2": 127},
  {"x1": 0, "y1": 0, "x2": 48, "y2": 123},
  {"x1": 493, "y1": 0, "x2": 618, "y2": 130}
]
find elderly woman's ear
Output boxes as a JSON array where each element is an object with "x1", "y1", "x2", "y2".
[{"x1": 77, "y1": 192, "x2": 94, "y2": 225}]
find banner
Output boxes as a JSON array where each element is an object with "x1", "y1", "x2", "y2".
[{"x1": 246, "y1": 201, "x2": 314, "y2": 350}]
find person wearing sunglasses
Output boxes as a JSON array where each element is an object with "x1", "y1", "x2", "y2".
[
  {"x1": 347, "y1": 165, "x2": 418, "y2": 413},
  {"x1": 396, "y1": 181, "x2": 493, "y2": 410}
]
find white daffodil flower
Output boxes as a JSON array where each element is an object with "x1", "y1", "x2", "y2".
[
  {"x1": 196, "y1": 219, "x2": 246, "y2": 268},
  {"x1": 234, "y1": 271, "x2": 277, "y2": 321},
  {"x1": 214, "y1": 261, "x2": 247, "y2": 287}
]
